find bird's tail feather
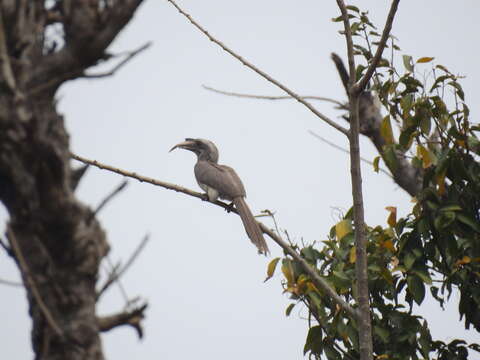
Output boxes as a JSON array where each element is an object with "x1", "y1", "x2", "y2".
[{"x1": 233, "y1": 197, "x2": 269, "y2": 255}]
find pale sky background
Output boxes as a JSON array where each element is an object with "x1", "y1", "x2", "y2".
[{"x1": 1, "y1": 1, "x2": 479, "y2": 359}]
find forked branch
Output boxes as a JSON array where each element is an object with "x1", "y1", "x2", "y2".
[{"x1": 165, "y1": 0, "x2": 348, "y2": 136}]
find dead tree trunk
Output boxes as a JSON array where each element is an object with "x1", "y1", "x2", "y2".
[{"x1": 0, "y1": 1, "x2": 144, "y2": 359}]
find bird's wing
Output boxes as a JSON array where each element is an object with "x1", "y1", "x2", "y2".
[{"x1": 195, "y1": 161, "x2": 246, "y2": 199}]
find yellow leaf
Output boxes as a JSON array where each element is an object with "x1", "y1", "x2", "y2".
[
  {"x1": 382, "y1": 239, "x2": 395, "y2": 252},
  {"x1": 336, "y1": 219, "x2": 352, "y2": 241},
  {"x1": 436, "y1": 170, "x2": 447, "y2": 196},
  {"x1": 455, "y1": 256, "x2": 471, "y2": 267},
  {"x1": 296, "y1": 274, "x2": 308, "y2": 294},
  {"x1": 380, "y1": 115, "x2": 394, "y2": 144},
  {"x1": 385, "y1": 206, "x2": 397, "y2": 227},
  {"x1": 416, "y1": 56, "x2": 434, "y2": 63},
  {"x1": 264, "y1": 257, "x2": 280, "y2": 282},
  {"x1": 456, "y1": 140, "x2": 466, "y2": 148},
  {"x1": 417, "y1": 144, "x2": 432, "y2": 168},
  {"x1": 349, "y1": 246, "x2": 356, "y2": 263},
  {"x1": 281, "y1": 261, "x2": 294, "y2": 285},
  {"x1": 306, "y1": 281, "x2": 320, "y2": 293},
  {"x1": 377, "y1": 354, "x2": 390, "y2": 360}
]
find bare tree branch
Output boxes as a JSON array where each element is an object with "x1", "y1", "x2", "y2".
[
  {"x1": 335, "y1": 0, "x2": 356, "y2": 92},
  {"x1": 354, "y1": 0, "x2": 401, "y2": 94},
  {"x1": 89, "y1": 179, "x2": 129, "y2": 222},
  {"x1": 165, "y1": 0, "x2": 349, "y2": 136},
  {"x1": 97, "y1": 234, "x2": 150, "y2": 300},
  {"x1": 71, "y1": 153, "x2": 358, "y2": 319},
  {"x1": 202, "y1": 85, "x2": 345, "y2": 108},
  {"x1": 83, "y1": 42, "x2": 152, "y2": 79},
  {"x1": 308, "y1": 130, "x2": 392, "y2": 177},
  {"x1": 0, "y1": 277, "x2": 23, "y2": 287},
  {"x1": 335, "y1": 1, "x2": 377, "y2": 359},
  {"x1": 0, "y1": 236, "x2": 13, "y2": 257},
  {"x1": 97, "y1": 303, "x2": 148, "y2": 339},
  {"x1": 7, "y1": 228, "x2": 64, "y2": 338}
]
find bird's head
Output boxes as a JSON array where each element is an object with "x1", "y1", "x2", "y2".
[{"x1": 169, "y1": 138, "x2": 219, "y2": 162}]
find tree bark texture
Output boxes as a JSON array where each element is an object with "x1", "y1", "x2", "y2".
[{"x1": 0, "y1": 1, "x2": 143, "y2": 359}]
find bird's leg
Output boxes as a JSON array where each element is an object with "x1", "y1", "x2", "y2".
[{"x1": 200, "y1": 193, "x2": 210, "y2": 201}]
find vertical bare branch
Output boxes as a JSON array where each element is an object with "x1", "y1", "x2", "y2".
[
  {"x1": 335, "y1": 0, "x2": 356, "y2": 89},
  {"x1": 354, "y1": 0, "x2": 400, "y2": 94}
]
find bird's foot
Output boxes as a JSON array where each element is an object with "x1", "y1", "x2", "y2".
[
  {"x1": 200, "y1": 193, "x2": 209, "y2": 201},
  {"x1": 224, "y1": 201, "x2": 235, "y2": 213}
]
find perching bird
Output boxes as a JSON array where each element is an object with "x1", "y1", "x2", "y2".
[{"x1": 170, "y1": 138, "x2": 269, "y2": 255}]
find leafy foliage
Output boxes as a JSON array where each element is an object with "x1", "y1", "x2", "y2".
[{"x1": 267, "y1": 6, "x2": 480, "y2": 360}]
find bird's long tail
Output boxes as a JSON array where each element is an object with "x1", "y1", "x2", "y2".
[{"x1": 233, "y1": 197, "x2": 269, "y2": 255}]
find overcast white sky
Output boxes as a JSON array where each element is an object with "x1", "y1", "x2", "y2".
[{"x1": 1, "y1": 1, "x2": 479, "y2": 359}]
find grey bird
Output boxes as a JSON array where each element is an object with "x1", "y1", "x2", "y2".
[{"x1": 170, "y1": 138, "x2": 269, "y2": 255}]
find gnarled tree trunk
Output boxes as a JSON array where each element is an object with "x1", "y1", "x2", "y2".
[{"x1": 0, "y1": 1, "x2": 144, "y2": 358}]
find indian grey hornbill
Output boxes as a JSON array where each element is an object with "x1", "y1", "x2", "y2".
[{"x1": 170, "y1": 138, "x2": 269, "y2": 255}]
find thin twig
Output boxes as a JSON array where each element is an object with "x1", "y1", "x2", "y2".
[
  {"x1": 354, "y1": 0, "x2": 400, "y2": 94},
  {"x1": 71, "y1": 153, "x2": 357, "y2": 319},
  {"x1": 83, "y1": 42, "x2": 152, "y2": 78},
  {"x1": 106, "y1": 256, "x2": 130, "y2": 304},
  {"x1": 89, "y1": 179, "x2": 128, "y2": 222},
  {"x1": 7, "y1": 228, "x2": 63, "y2": 337},
  {"x1": 0, "y1": 277, "x2": 23, "y2": 287},
  {"x1": 165, "y1": 0, "x2": 348, "y2": 136},
  {"x1": 308, "y1": 130, "x2": 392, "y2": 177},
  {"x1": 97, "y1": 234, "x2": 150, "y2": 299},
  {"x1": 71, "y1": 153, "x2": 213, "y2": 204},
  {"x1": 202, "y1": 85, "x2": 345, "y2": 108}
]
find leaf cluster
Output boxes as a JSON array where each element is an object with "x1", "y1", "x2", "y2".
[{"x1": 267, "y1": 6, "x2": 480, "y2": 360}]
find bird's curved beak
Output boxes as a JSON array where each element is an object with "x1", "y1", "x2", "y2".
[{"x1": 169, "y1": 139, "x2": 196, "y2": 152}]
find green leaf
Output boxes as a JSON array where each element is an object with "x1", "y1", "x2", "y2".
[
  {"x1": 402, "y1": 55, "x2": 414, "y2": 72},
  {"x1": 404, "y1": 252, "x2": 416, "y2": 270},
  {"x1": 419, "y1": 116, "x2": 431, "y2": 136},
  {"x1": 324, "y1": 345, "x2": 342, "y2": 360},
  {"x1": 457, "y1": 214, "x2": 480, "y2": 233},
  {"x1": 374, "y1": 325, "x2": 390, "y2": 343},
  {"x1": 264, "y1": 257, "x2": 280, "y2": 282},
  {"x1": 407, "y1": 275, "x2": 425, "y2": 305},
  {"x1": 383, "y1": 145, "x2": 398, "y2": 171},
  {"x1": 373, "y1": 156, "x2": 380, "y2": 173},
  {"x1": 285, "y1": 303, "x2": 295, "y2": 317},
  {"x1": 303, "y1": 326, "x2": 323, "y2": 355},
  {"x1": 419, "y1": 321, "x2": 432, "y2": 357},
  {"x1": 434, "y1": 212, "x2": 456, "y2": 230},
  {"x1": 399, "y1": 127, "x2": 416, "y2": 150},
  {"x1": 439, "y1": 205, "x2": 462, "y2": 212},
  {"x1": 400, "y1": 94, "x2": 414, "y2": 113},
  {"x1": 346, "y1": 5, "x2": 360, "y2": 12},
  {"x1": 412, "y1": 269, "x2": 433, "y2": 285},
  {"x1": 448, "y1": 81, "x2": 465, "y2": 101}
]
